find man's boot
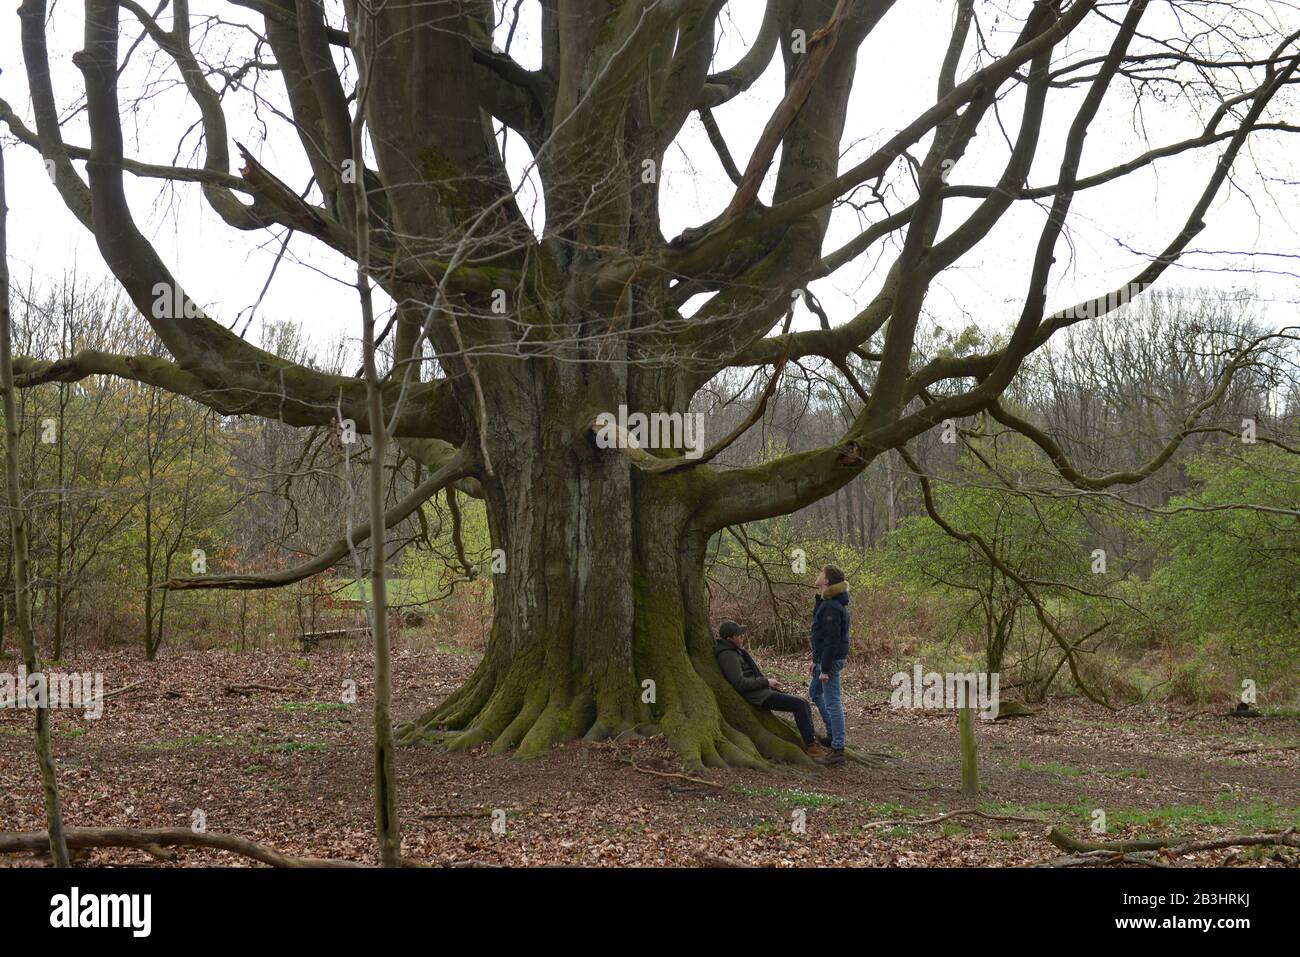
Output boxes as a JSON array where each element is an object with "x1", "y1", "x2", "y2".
[
  {"x1": 805, "y1": 741, "x2": 829, "y2": 758},
  {"x1": 817, "y1": 747, "x2": 846, "y2": 767}
]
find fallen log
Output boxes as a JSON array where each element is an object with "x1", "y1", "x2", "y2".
[
  {"x1": 223, "y1": 683, "x2": 296, "y2": 696},
  {"x1": 1048, "y1": 827, "x2": 1176, "y2": 854},
  {"x1": 419, "y1": 809, "x2": 500, "y2": 820},
  {"x1": 299, "y1": 627, "x2": 370, "y2": 651},
  {"x1": 100, "y1": 679, "x2": 147, "y2": 702},
  {"x1": 1038, "y1": 850, "x2": 1175, "y2": 869},
  {"x1": 1043, "y1": 825, "x2": 1300, "y2": 866},
  {"x1": 0, "y1": 827, "x2": 365, "y2": 867}
]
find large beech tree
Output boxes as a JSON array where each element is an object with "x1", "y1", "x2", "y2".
[{"x1": 4, "y1": 0, "x2": 1298, "y2": 768}]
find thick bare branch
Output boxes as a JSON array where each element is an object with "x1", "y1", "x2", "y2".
[{"x1": 163, "y1": 448, "x2": 473, "y2": 590}]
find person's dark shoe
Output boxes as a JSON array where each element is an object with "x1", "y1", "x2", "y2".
[
  {"x1": 818, "y1": 734, "x2": 832, "y2": 747},
  {"x1": 805, "y1": 742, "x2": 829, "y2": 758},
  {"x1": 817, "y1": 748, "x2": 846, "y2": 766}
]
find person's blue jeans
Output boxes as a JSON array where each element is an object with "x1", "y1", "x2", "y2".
[{"x1": 810, "y1": 658, "x2": 848, "y2": 749}]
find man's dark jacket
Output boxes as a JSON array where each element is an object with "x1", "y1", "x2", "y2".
[
  {"x1": 714, "y1": 638, "x2": 773, "y2": 706},
  {"x1": 810, "y1": 584, "x2": 851, "y2": 672}
]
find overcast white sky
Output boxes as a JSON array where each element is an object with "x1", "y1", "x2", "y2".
[{"x1": 1, "y1": 1, "x2": 1297, "y2": 365}]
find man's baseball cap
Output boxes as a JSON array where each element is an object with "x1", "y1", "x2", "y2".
[{"x1": 718, "y1": 620, "x2": 749, "y2": 640}]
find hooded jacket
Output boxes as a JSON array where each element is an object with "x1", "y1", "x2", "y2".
[
  {"x1": 810, "y1": 581, "x2": 851, "y2": 672},
  {"x1": 714, "y1": 637, "x2": 773, "y2": 706}
]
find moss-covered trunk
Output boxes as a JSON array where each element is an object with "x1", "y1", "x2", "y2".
[{"x1": 395, "y1": 362, "x2": 808, "y2": 770}]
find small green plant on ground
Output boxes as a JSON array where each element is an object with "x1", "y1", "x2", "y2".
[
  {"x1": 731, "y1": 784, "x2": 845, "y2": 809},
  {"x1": 144, "y1": 733, "x2": 239, "y2": 750},
  {"x1": 257, "y1": 741, "x2": 327, "y2": 754},
  {"x1": 277, "y1": 701, "x2": 351, "y2": 713}
]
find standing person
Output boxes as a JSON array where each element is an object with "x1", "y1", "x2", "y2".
[
  {"x1": 714, "y1": 620, "x2": 828, "y2": 758},
  {"x1": 809, "y1": 565, "x2": 850, "y2": 765}
]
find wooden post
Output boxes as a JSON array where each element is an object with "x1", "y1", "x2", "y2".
[{"x1": 959, "y1": 676, "x2": 979, "y2": 798}]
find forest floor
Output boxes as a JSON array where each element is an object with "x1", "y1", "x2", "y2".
[{"x1": 1, "y1": 643, "x2": 1297, "y2": 867}]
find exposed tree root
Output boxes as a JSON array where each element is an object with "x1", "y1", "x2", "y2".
[
  {"x1": 846, "y1": 747, "x2": 900, "y2": 768},
  {"x1": 0, "y1": 827, "x2": 366, "y2": 867},
  {"x1": 395, "y1": 648, "x2": 825, "y2": 772},
  {"x1": 399, "y1": 671, "x2": 895, "y2": 773}
]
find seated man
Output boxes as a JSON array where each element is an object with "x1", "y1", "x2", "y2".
[{"x1": 714, "y1": 620, "x2": 826, "y2": 757}]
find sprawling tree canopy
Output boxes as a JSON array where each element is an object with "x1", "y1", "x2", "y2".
[{"x1": 3, "y1": 0, "x2": 1297, "y2": 768}]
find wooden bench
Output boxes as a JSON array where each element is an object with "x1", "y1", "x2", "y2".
[{"x1": 298, "y1": 627, "x2": 370, "y2": 652}]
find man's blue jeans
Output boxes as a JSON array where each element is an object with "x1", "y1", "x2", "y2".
[{"x1": 810, "y1": 658, "x2": 848, "y2": 749}]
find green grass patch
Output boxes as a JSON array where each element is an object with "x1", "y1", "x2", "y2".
[
  {"x1": 985, "y1": 796, "x2": 1300, "y2": 835},
  {"x1": 277, "y1": 701, "x2": 351, "y2": 714},
  {"x1": 1116, "y1": 801, "x2": 1300, "y2": 832},
  {"x1": 434, "y1": 643, "x2": 478, "y2": 657},
  {"x1": 866, "y1": 800, "x2": 922, "y2": 818}
]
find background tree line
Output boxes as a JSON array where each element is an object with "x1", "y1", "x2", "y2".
[
  {"x1": 2, "y1": 275, "x2": 1294, "y2": 710},
  {"x1": 0, "y1": 273, "x2": 485, "y2": 661},
  {"x1": 700, "y1": 286, "x2": 1298, "y2": 707}
]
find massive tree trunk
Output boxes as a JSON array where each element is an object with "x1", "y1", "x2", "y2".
[{"x1": 395, "y1": 360, "x2": 809, "y2": 769}]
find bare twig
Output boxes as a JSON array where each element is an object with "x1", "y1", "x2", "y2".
[
  {"x1": 865, "y1": 808, "x2": 1043, "y2": 830},
  {"x1": 619, "y1": 758, "x2": 724, "y2": 790}
]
